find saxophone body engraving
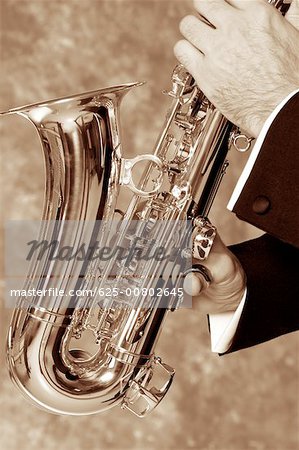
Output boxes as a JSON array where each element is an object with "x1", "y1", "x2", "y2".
[{"x1": 2, "y1": 0, "x2": 290, "y2": 417}]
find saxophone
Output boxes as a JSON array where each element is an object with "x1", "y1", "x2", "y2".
[{"x1": 2, "y1": 0, "x2": 290, "y2": 418}]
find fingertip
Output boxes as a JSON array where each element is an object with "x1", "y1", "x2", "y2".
[
  {"x1": 179, "y1": 14, "x2": 195, "y2": 34},
  {"x1": 183, "y1": 272, "x2": 203, "y2": 296},
  {"x1": 173, "y1": 39, "x2": 188, "y2": 57},
  {"x1": 174, "y1": 39, "x2": 203, "y2": 78},
  {"x1": 173, "y1": 39, "x2": 189, "y2": 67}
]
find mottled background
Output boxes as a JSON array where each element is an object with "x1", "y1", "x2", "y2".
[{"x1": 0, "y1": 1, "x2": 298, "y2": 449}]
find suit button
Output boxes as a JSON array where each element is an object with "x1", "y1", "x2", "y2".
[{"x1": 252, "y1": 195, "x2": 271, "y2": 214}]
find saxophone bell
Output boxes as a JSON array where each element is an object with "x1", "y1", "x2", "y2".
[{"x1": 4, "y1": 83, "x2": 176, "y2": 416}]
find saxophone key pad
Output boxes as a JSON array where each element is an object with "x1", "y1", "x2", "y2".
[{"x1": 192, "y1": 216, "x2": 217, "y2": 261}]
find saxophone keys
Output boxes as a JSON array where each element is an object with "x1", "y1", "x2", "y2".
[
  {"x1": 192, "y1": 216, "x2": 217, "y2": 261},
  {"x1": 174, "y1": 112, "x2": 196, "y2": 131},
  {"x1": 119, "y1": 154, "x2": 164, "y2": 197},
  {"x1": 122, "y1": 356, "x2": 175, "y2": 417},
  {"x1": 231, "y1": 129, "x2": 254, "y2": 152}
]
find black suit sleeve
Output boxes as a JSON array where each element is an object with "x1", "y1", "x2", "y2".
[
  {"x1": 232, "y1": 92, "x2": 299, "y2": 247},
  {"x1": 226, "y1": 234, "x2": 299, "y2": 352},
  {"x1": 223, "y1": 92, "x2": 299, "y2": 353}
]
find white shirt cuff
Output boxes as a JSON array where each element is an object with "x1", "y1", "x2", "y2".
[
  {"x1": 227, "y1": 89, "x2": 299, "y2": 211},
  {"x1": 209, "y1": 289, "x2": 247, "y2": 353}
]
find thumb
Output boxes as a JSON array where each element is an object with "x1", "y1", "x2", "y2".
[{"x1": 285, "y1": 0, "x2": 299, "y2": 29}]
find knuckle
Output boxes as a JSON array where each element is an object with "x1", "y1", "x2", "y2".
[
  {"x1": 217, "y1": 252, "x2": 234, "y2": 272},
  {"x1": 287, "y1": 0, "x2": 299, "y2": 18},
  {"x1": 255, "y1": 2, "x2": 273, "y2": 24}
]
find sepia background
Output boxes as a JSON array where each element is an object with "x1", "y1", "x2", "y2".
[{"x1": 0, "y1": 1, "x2": 298, "y2": 449}]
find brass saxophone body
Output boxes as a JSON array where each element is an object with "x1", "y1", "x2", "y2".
[{"x1": 2, "y1": 0, "x2": 290, "y2": 418}]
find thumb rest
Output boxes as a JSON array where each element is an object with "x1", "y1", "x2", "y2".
[{"x1": 1, "y1": 0, "x2": 290, "y2": 418}]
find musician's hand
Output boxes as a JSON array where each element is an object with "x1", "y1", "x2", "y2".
[
  {"x1": 174, "y1": 0, "x2": 299, "y2": 138},
  {"x1": 183, "y1": 234, "x2": 246, "y2": 313}
]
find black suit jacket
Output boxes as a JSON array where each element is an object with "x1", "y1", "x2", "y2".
[{"x1": 226, "y1": 92, "x2": 299, "y2": 352}]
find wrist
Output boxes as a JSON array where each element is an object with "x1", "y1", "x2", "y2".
[{"x1": 253, "y1": 84, "x2": 299, "y2": 138}]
